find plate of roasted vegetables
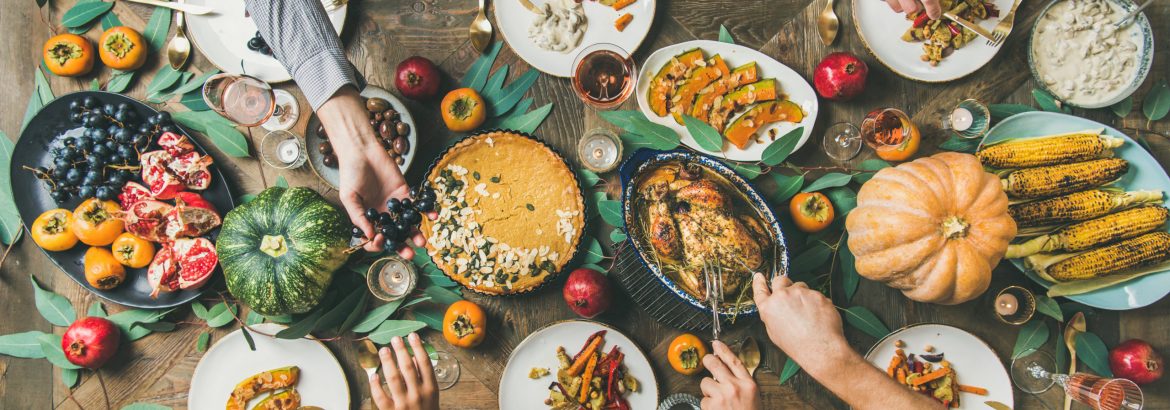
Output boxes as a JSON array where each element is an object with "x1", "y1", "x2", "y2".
[
  {"x1": 635, "y1": 40, "x2": 818, "y2": 161},
  {"x1": 499, "y1": 320, "x2": 658, "y2": 410},
  {"x1": 853, "y1": 0, "x2": 1011, "y2": 82},
  {"x1": 977, "y1": 112, "x2": 1170, "y2": 310},
  {"x1": 865, "y1": 323, "x2": 1012, "y2": 409},
  {"x1": 189, "y1": 323, "x2": 349, "y2": 409}
]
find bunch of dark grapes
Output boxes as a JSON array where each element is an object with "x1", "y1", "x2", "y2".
[
  {"x1": 354, "y1": 185, "x2": 437, "y2": 251},
  {"x1": 32, "y1": 96, "x2": 174, "y2": 203},
  {"x1": 246, "y1": 32, "x2": 272, "y2": 56}
]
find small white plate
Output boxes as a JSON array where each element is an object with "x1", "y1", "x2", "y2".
[
  {"x1": 634, "y1": 40, "x2": 819, "y2": 162},
  {"x1": 307, "y1": 85, "x2": 418, "y2": 190},
  {"x1": 864, "y1": 323, "x2": 1013, "y2": 409},
  {"x1": 188, "y1": 323, "x2": 350, "y2": 409},
  {"x1": 852, "y1": 0, "x2": 1011, "y2": 83},
  {"x1": 185, "y1": 0, "x2": 347, "y2": 83},
  {"x1": 499, "y1": 320, "x2": 659, "y2": 410},
  {"x1": 495, "y1": 0, "x2": 656, "y2": 77}
]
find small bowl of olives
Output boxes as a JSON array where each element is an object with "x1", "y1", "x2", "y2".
[{"x1": 305, "y1": 85, "x2": 417, "y2": 189}]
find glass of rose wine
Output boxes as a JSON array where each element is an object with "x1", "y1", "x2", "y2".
[
  {"x1": 202, "y1": 73, "x2": 280, "y2": 127},
  {"x1": 1011, "y1": 349, "x2": 1143, "y2": 410},
  {"x1": 571, "y1": 43, "x2": 637, "y2": 109}
]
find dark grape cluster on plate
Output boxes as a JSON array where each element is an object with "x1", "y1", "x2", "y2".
[
  {"x1": 355, "y1": 185, "x2": 437, "y2": 251},
  {"x1": 31, "y1": 96, "x2": 176, "y2": 203},
  {"x1": 246, "y1": 31, "x2": 273, "y2": 56}
]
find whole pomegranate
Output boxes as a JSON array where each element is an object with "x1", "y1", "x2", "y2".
[
  {"x1": 813, "y1": 52, "x2": 869, "y2": 102},
  {"x1": 395, "y1": 56, "x2": 441, "y2": 100},
  {"x1": 563, "y1": 268, "x2": 611, "y2": 318},
  {"x1": 62, "y1": 317, "x2": 121, "y2": 369},
  {"x1": 1109, "y1": 339, "x2": 1163, "y2": 384}
]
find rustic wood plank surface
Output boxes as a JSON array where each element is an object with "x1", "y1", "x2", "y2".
[{"x1": 1, "y1": 0, "x2": 1168, "y2": 409}]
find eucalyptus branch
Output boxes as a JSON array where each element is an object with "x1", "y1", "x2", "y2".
[
  {"x1": 96, "y1": 369, "x2": 111, "y2": 410},
  {"x1": 0, "y1": 228, "x2": 25, "y2": 273},
  {"x1": 1119, "y1": 127, "x2": 1169, "y2": 140}
]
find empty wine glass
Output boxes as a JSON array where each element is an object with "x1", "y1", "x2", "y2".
[
  {"x1": 1011, "y1": 348, "x2": 1143, "y2": 410},
  {"x1": 821, "y1": 121, "x2": 862, "y2": 161},
  {"x1": 432, "y1": 350, "x2": 461, "y2": 390}
]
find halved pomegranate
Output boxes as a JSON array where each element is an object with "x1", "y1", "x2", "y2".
[
  {"x1": 124, "y1": 200, "x2": 173, "y2": 242},
  {"x1": 146, "y1": 245, "x2": 179, "y2": 297},
  {"x1": 118, "y1": 182, "x2": 153, "y2": 209},
  {"x1": 157, "y1": 132, "x2": 194, "y2": 156},
  {"x1": 173, "y1": 237, "x2": 217, "y2": 290},
  {"x1": 141, "y1": 151, "x2": 185, "y2": 200},
  {"x1": 168, "y1": 151, "x2": 213, "y2": 191},
  {"x1": 164, "y1": 193, "x2": 222, "y2": 239}
]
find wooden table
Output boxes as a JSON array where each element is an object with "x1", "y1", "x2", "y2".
[{"x1": 2, "y1": 0, "x2": 1169, "y2": 408}]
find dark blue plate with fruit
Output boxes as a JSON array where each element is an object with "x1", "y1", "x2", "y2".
[{"x1": 11, "y1": 91, "x2": 234, "y2": 309}]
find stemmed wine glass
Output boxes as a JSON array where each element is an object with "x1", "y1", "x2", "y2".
[
  {"x1": 1011, "y1": 349, "x2": 1144, "y2": 410},
  {"x1": 202, "y1": 73, "x2": 282, "y2": 127},
  {"x1": 821, "y1": 122, "x2": 863, "y2": 161}
]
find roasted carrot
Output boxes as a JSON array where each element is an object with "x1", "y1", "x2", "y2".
[
  {"x1": 612, "y1": 0, "x2": 636, "y2": 10},
  {"x1": 910, "y1": 368, "x2": 951, "y2": 386},
  {"x1": 895, "y1": 367, "x2": 908, "y2": 385},
  {"x1": 568, "y1": 333, "x2": 604, "y2": 376},
  {"x1": 886, "y1": 354, "x2": 904, "y2": 377},
  {"x1": 579, "y1": 353, "x2": 600, "y2": 403},
  {"x1": 958, "y1": 384, "x2": 988, "y2": 395},
  {"x1": 615, "y1": 13, "x2": 634, "y2": 32}
]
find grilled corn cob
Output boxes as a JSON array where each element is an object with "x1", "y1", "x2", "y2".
[
  {"x1": 1034, "y1": 232, "x2": 1170, "y2": 281},
  {"x1": 1009, "y1": 190, "x2": 1164, "y2": 228},
  {"x1": 1006, "y1": 206, "x2": 1169, "y2": 258},
  {"x1": 977, "y1": 130, "x2": 1124, "y2": 168},
  {"x1": 1002, "y1": 158, "x2": 1129, "y2": 199}
]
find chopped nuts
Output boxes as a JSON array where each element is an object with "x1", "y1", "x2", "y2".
[
  {"x1": 923, "y1": 344, "x2": 935, "y2": 353},
  {"x1": 895, "y1": 340, "x2": 907, "y2": 348}
]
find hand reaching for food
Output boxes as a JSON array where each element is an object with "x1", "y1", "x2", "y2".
[
  {"x1": 369, "y1": 333, "x2": 439, "y2": 410},
  {"x1": 885, "y1": 0, "x2": 941, "y2": 19},
  {"x1": 699, "y1": 341, "x2": 761, "y2": 410}
]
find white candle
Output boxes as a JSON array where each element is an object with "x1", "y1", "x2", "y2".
[
  {"x1": 995, "y1": 293, "x2": 1019, "y2": 316},
  {"x1": 276, "y1": 139, "x2": 300, "y2": 164},
  {"x1": 951, "y1": 107, "x2": 974, "y2": 132}
]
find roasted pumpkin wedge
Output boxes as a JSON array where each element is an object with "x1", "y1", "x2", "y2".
[
  {"x1": 669, "y1": 54, "x2": 730, "y2": 124},
  {"x1": 723, "y1": 100, "x2": 803, "y2": 149},
  {"x1": 251, "y1": 389, "x2": 301, "y2": 410},
  {"x1": 709, "y1": 79, "x2": 778, "y2": 132},
  {"x1": 226, "y1": 366, "x2": 301, "y2": 410},
  {"x1": 648, "y1": 48, "x2": 704, "y2": 117},
  {"x1": 690, "y1": 62, "x2": 759, "y2": 123}
]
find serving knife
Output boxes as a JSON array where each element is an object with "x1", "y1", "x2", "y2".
[
  {"x1": 942, "y1": 12, "x2": 996, "y2": 42},
  {"x1": 123, "y1": 0, "x2": 214, "y2": 15}
]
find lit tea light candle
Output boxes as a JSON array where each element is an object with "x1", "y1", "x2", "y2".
[
  {"x1": 995, "y1": 292, "x2": 1019, "y2": 316},
  {"x1": 276, "y1": 139, "x2": 301, "y2": 164},
  {"x1": 950, "y1": 107, "x2": 974, "y2": 132},
  {"x1": 578, "y1": 128, "x2": 622, "y2": 173}
]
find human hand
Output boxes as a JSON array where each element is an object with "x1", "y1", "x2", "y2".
[
  {"x1": 317, "y1": 87, "x2": 425, "y2": 257},
  {"x1": 885, "y1": 0, "x2": 941, "y2": 19},
  {"x1": 699, "y1": 341, "x2": 760, "y2": 410},
  {"x1": 751, "y1": 274, "x2": 848, "y2": 370},
  {"x1": 369, "y1": 333, "x2": 439, "y2": 410}
]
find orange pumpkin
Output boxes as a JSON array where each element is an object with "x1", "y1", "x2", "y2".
[{"x1": 844, "y1": 152, "x2": 1016, "y2": 305}]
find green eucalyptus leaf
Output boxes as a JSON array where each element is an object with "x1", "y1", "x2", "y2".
[
  {"x1": 275, "y1": 175, "x2": 289, "y2": 188},
  {"x1": 1032, "y1": 89, "x2": 1069, "y2": 113},
  {"x1": 313, "y1": 288, "x2": 365, "y2": 333},
  {"x1": 1035, "y1": 295, "x2": 1063, "y2": 322},
  {"x1": 801, "y1": 173, "x2": 852, "y2": 193},
  {"x1": 839, "y1": 234, "x2": 859, "y2": 302},
  {"x1": 682, "y1": 114, "x2": 724, "y2": 152},
  {"x1": 105, "y1": 71, "x2": 135, "y2": 93},
  {"x1": 62, "y1": 0, "x2": 114, "y2": 28},
  {"x1": 583, "y1": 238, "x2": 605, "y2": 264},
  {"x1": 461, "y1": 41, "x2": 503, "y2": 91},
  {"x1": 1075, "y1": 332, "x2": 1113, "y2": 377},
  {"x1": 824, "y1": 186, "x2": 857, "y2": 217},
  {"x1": 35, "y1": 68, "x2": 54, "y2": 105},
  {"x1": 1111, "y1": 95, "x2": 1134, "y2": 118},
  {"x1": 841, "y1": 306, "x2": 891, "y2": 339},
  {"x1": 411, "y1": 306, "x2": 445, "y2": 331},
  {"x1": 241, "y1": 326, "x2": 256, "y2": 351},
  {"x1": 779, "y1": 357, "x2": 800, "y2": 384},
  {"x1": 769, "y1": 173, "x2": 804, "y2": 204},
  {"x1": 106, "y1": 308, "x2": 172, "y2": 337},
  {"x1": 600, "y1": 111, "x2": 680, "y2": 149},
  {"x1": 790, "y1": 243, "x2": 832, "y2": 277},
  {"x1": 353, "y1": 298, "x2": 407, "y2": 334},
  {"x1": 0, "y1": 131, "x2": 21, "y2": 245},
  {"x1": 1012, "y1": 320, "x2": 1050, "y2": 359},
  {"x1": 857, "y1": 159, "x2": 890, "y2": 171},
  {"x1": 938, "y1": 135, "x2": 981, "y2": 153},
  {"x1": 989, "y1": 103, "x2": 1036, "y2": 119},
  {"x1": 1143, "y1": 79, "x2": 1170, "y2": 122},
  {"x1": 722, "y1": 160, "x2": 762, "y2": 179},
  {"x1": 180, "y1": 90, "x2": 211, "y2": 111},
  {"x1": 497, "y1": 103, "x2": 554, "y2": 134},
  {"x1": 423, "y1": 285, "x2": 463, "y2": 306},
  {"x1": 0, "y1": 331, "x2": 50, "y2": 358},
  {"x1": 598, "y1": 200, "x2": 624, "y2": 227},
  {"x1": 480, "y1": 65, "x2": 509, "y2": 108},
  {"x1": 146, "y1": 66, "x2": 184, "y2": 95},
  {"x1": 760, "y1": 127, "x2": 803, "y2": 166},
  {"x1": 62, "y1": 367, "x2": 79, "y2": 388},
  {"x1": 275, "y1": 307, "x2": 327, "y2": 339},
  {"x1": 367, "y1": 320, "x2": 427, "y2": 344},
  {"x1": 170, "y1": 69, "x2": 221, "y2": 96},
  {"x1": 39, "y1": 334, "x2": 81, "y2": 369},
  {"x1": 196, "y1": 332, "x2": 210, "y2": 352},
  {"x1": 143, "y1": 6, "x2": 172, "y2": 51},
  {"x1": 576, "y1": 168, "x2": 601, "y2": 187},
  {"x1": 190, "y1": 301, "x2": 209, "y2": 320},
  {"x1": 100, "y1": 10, "x2": 122, "y2": 30},
  {"x1": 205, "y1": 302, "x2": 237, "y2": 328},
  {"x1": 245, "y1": 310, "x2": 264, "y2": 326},
  {"x1": 718, "y1": 25, "x2": 734, "y2": 44},
  {"x1": 609, "y1": 228, "x2": 627, "y2": 243},
  {"x1": 491, "y1": 68, "x2": 539, "y2": 116},
  {"x1": 172, "y1": 111, "x2": 250, "y2": 157},
  {"x1": 136, "y1": 321, "x2": 176, "y2": 332},
  {"x1": 30, "y1": 275, "x2": 76, "y2": 327}
]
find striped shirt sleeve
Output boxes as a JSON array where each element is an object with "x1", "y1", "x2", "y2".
[{"x1": 245, "y1": 0, "x2": 366, "y2": 110}]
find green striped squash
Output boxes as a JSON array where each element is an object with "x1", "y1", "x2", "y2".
[{"x1": 217, "y1": 187, "x2": 350, "y2": 315}]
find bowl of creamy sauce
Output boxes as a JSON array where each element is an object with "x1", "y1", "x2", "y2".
[
  {"x1": 528, "y1": 0, "x2": 588, "y2": 53},
  {"x1": 1028, "y1": 0, "x2": 1154, "y2": 108}
]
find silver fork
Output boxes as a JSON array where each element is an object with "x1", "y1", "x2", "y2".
[
  {"x1": 704, "y1": 262, "x2": 724, "y2": 341},
  {"x1": 988, "y1": 0, "x2": 1021, "y2": 47}
]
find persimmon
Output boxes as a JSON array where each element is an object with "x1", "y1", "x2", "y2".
[
  {"x1": 31, "y1": 209, "x2": 79, "y2": 251},
  {"x1": 111, "y1": 232, "x2": 155, "y2": 268},
  {"x1": 43, "y1": 33, "x2": 95, "y2": 77},
  {"x1": 84, "y1": 247, "x2": 126, "y2": 290},
  {"x1": 668, "y1": 333, "x2": 707, "y2": 375},
  {"x1": 440, "y1": 88, "x2": 486, "y2": 132},
  {"x1": 98, "y1": 26, "x2": 147, "y2": 71},
  {"x1": 72, "y1": 199, "x2": 125, "y2": 246},
  {"x1": 790, "y1": 192, "x2": 835, "y2": 233},
  {"x1": 442, "y1": 300, "x2": 487, "y2": 348}
]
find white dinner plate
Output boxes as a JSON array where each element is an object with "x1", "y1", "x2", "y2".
[
  {"x1": 499, "y1": 320, "x2": 659, "y2": 409},
  {"x1": 307, "y1": 85, "x2": 418, "y2": 190},
  {"x1": 185, "y1": 0, "x2": 347, "y2": 83},
  {"x1": 864, "y1": 323, "x2": 1014, "y2": 409},
  {"x1": 189, "y1": 323, "x2": 350, "y2": 409},
  {"x1": 634, "y1": 40, "x2": 818, "y2": 162},
  {"x1": 852, "y1": 0, "x2": 1012, "y2": 83},
  {"x1": 495, "y1": 0, "x2": 656, "y2": 77}
]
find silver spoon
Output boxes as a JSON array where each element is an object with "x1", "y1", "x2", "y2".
[
  {"x1": 816, "y1": 0, "x2": 839, "y2": 46},
  {"x1": 469, "y1": 0, "x2": 493, "y2": 53},
  {"x1": 166, "y1": 0, "x2": 191, "y2": 70},
  {"x1": 1115, "y1": 0, "x2": 1153, "y2": 27}
]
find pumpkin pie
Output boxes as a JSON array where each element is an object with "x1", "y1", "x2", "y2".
[{"x1": 421, "y1": 131, "x2": 586, "y2": 295}]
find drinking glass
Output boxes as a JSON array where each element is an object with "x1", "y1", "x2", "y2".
[
  {"x1": 366, "y1": 256, "x2": 418, "y2": 302},
  {"x1": 860, "y1": 108, "x2": 919, "y2": 157},
  {"x1": 572, "y1": 43, "x2": 637, "y2": 109},
  {"x1": 202, "y1": 73, "x2": 279, "y2": 127},
  {"x1": 259, "y1": 129, "x2": 307, "y2": 169},
  {"x1": 1011, "y1": 349, "x2": 1144, "y2": 410},
  {"x1": 432, "y1": 350, "x2": 461, "y2": 390},
  {"x1": 821, "y1": 122, "x2": 863, "y2": 161}
]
